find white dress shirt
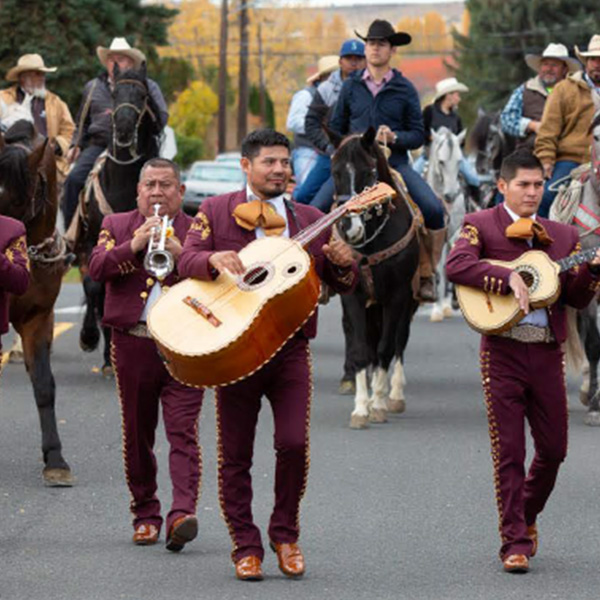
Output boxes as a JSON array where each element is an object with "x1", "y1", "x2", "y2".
[
  {"x1": 502, "y1": 204, "x2": 548, "y2": 327},
  {"x1": 246, "y1": 185, "x2": 290, "y2": 239}
]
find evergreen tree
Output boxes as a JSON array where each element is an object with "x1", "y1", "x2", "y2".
[
  {"x1": 452, "y1": 0, "x2": 600, "y2": 122},
  {"x1": 0, "y1": 0, "x2": 178, "y2": 110}
]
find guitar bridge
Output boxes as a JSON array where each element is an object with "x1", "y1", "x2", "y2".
[{"x1": 183, "y1": 296, "x2": 222, "y2": 328}]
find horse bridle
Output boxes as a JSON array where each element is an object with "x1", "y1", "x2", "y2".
[{"x1": 109, "y1": 79, "x2": 155, "y2": 165}]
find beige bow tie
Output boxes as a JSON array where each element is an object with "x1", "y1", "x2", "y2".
[
  {"x1": 232, "y1": 199, "x2": 286, "y2": 236},
  {"x1": 505, "y1": 218, "x2": 553, "y2": 245}
]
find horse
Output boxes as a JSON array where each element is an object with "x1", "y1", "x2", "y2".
[
  {"x1": 74, "y1": 63, "x2": 160, "y2": 374},
  {"x1": 330, "y1": 128, "x2": 420, "y2": 429},
  {"x1": 0, "y1": 120, "x2": 74, "y2": 486},
  {"x1": 550, "y1": 94, "x2": 600, "y2": 426},
  {"x1": 425, "y1": 126, "x2": 470, "y2": 322},
  {"x1": 468, "y1": 109, "x2": 515, "y2": 207}
]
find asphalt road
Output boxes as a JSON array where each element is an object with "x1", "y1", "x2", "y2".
[{"x1": 2, "y1": 283, "x2": 600, "y2": 600}]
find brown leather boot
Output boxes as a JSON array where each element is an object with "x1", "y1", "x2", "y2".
[{"x1": 417, "y1": 228, "x2": 447, "y2": 302}]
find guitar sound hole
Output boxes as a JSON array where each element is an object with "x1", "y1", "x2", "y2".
[
  {"x1": 283, "y1": 262, "x2": 302, "y2": 278},
  {"x1": 243, "y1": 267, "x2": 268, "y2": 286},
  {"x1": 516, "y1": 268, "x2": 537, "y2": 290}
]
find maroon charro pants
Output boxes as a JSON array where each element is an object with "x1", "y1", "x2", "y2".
[
  {"x1": 480, "y1": 336, "x2": 568, "y2": 559},
  {"x1": 216, "y1": 336, "x2": 312, "y2": 562},
  {"x1": 111, "y1": 329, "x2": 204, "y2": 534}
]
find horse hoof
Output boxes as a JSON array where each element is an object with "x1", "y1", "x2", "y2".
[
  {"x1": 584, "y1": 411, "x2": 600, "y2": 427},
  {"x1": 430, "y1": 309, "x2": 444, "y2": 323},
  {"x1": 338, "y1": 380, "x2": 356, "y2": 395},
  {"x1": 8, "y1": 350, "x2": 24, "y2": 364},
  {"x1": 442, "y1": 305, "x2": 453, "y2": 318},
  {"x1": 369, "y1": 408, "x2": 388, "y2": 423},
  {"x1": 79, "y1": 333, "x2": 99, "y2": 353},
  {"x1": 350, "y1": 414, "x2": 369, "y2": 430},
  {"x1": 101, "y1": 364, "x2": 114, "y2": 378},
  {"x1": 387, "y1": 398, "x2": 406, "y2": 414},
  {"x1": 43, "y1": 467, "x2": 75, "y2": 487},
  {"x1": 580, "y1": 390, "x2": 591, "y2": 407}
]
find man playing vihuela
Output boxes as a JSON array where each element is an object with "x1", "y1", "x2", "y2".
[
  {"x1": 0, "y1": 53, "x2": 75, "y2": 182},
  {"x1": 446, "y1": 150, "x2": 600, "y2": 574},
  {"x1": 63, "y1": 37, "x2": 168, "y2": 229},
  {"x1": 501, "y1": 43, "x2": 579, "y2": 153},
  {"x1": 534, "y1": 35, "x2": 600, "y2": 217}
]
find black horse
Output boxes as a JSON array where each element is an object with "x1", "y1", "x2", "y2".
[
  {"x1": 75, "y1": 64, "x2": 160, "y2": 373},
  {"x1": 330, "y1": 128, "x2": 420, "y2": 429},
  {"x1": 0, "y1": 122, "x2": 73, "y2": 485}
]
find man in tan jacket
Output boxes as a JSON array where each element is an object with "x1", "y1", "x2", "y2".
[
  {"x1": 0, "y1": 53, "x2": 75, "y2": 181},
  {"x1": 534, "y1": 35, "x2": 600, "y2": 217}
]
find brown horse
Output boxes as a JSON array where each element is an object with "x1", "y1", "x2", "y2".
[{"x1": 0, "y1": 122, "x2": 73, "y2": 486}]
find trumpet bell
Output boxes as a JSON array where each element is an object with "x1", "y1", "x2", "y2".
[{"x1": 144, "y1": 249, "x2": 174, "y2": 280}]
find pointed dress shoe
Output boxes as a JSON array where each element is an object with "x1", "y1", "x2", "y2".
[
  {"x1": 166, "y1": 514, "x2": 198, "y2": 552},
  {"x1": 235, "y1": 555, "x2": 264, "y2": 581},
  {"x1": 270, "y1": 541, "x2": 305, "y2": 578},
  {"x1": 503, "y1": 554, "x2": 529, "y2": 573},
  {"x1": 132, "y1": 523, "x2": 159, "y2": 546},
  {"x1": 527, "y1": 523, "x2": 538, "y2": 557}
]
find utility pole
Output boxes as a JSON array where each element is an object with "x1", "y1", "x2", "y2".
[
  {"x1": 237, "y1": 0, "x2": 249, "y2": 144},
  {"x1": 218, "y1": 0, "x2": 228, "y2": 153},
  {"x1": 257, "y1": 21, "x2": 266, "y2": 124}
]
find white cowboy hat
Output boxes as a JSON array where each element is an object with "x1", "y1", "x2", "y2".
[
  {"x1": 96, "y1": 37, "x2": 146, "y2": 69},
  {"x1": 5, "y1": 54, "x2": 57, "y2": 82},
  {"x1": 525, "y1": 43, "x2": 580, "y2": 73},
  {"x1": 306, "y1": 55, "x2": 339, "y2": 84},
  {"x1": 575, "y1": 35, "x2": 600, "y2": 63},
  {"x1": 433, "y1": 77, "x2": 469, "y2": 102}
]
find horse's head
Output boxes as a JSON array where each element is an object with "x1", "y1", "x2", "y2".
[
  {"x1": 429, "y1": 127, "x2": 466, "y2": 203},
  {"x1": 330, "y1": 127, "x2": 393, "y2": 247},
  {"x1": 111, "y1": 62, "x2": 150, "y2": 156}
]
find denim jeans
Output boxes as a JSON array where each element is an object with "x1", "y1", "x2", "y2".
[
  {"x1": 291, "y1": 147, "x2": 318, "y2": 187},
  {"x1": 294, "y1": 153, "x2": 331, "y2": 205},
  {"x1": 539, "y1": 160, "x2": 580, "y2": 218}
]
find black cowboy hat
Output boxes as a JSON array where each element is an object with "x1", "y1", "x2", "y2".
[{"x1": 354, "y1": 19, "x2": 412, "y2": 47}]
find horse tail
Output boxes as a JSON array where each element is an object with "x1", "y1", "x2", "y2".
[{"x1": 564, "y1": 306, "x2": 585, "y2": 375}]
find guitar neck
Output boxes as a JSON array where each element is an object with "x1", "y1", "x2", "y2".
[
  {"x1": 557, "y1": 245, "x2": 600, "y2": 272},
  {"x1": 292, "y1": 203, "x2": 350, "y2": 247}
]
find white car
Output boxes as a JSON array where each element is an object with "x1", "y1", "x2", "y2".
[{"x1": 183, "y1": 161, "x2": 245, "y2": 213}]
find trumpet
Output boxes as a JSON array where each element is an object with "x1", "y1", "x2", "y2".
[{"x1": 144, "y1": 204, "x2": 175, "y2": 280}]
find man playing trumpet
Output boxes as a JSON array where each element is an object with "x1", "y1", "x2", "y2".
[{"x1": 88, "y1": 158, "x2": 204, "y2": 551}]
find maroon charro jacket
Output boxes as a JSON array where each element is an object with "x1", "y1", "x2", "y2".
[
  {"x1": 0, "y1": 215, "x2": 30, "y2": 336},
  {"x1": 88, "y1": 209, "x2": 192, "y2": 331},
  {"x1": 446, "y1": 204, "x2": 600, "y2": 344},
  {"x1": 178, "y1": 189, "x2": 358, "y2": 339}
]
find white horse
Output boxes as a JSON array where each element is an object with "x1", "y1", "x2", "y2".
[{"x1": 424, "y1": 126, "x2": 469, "y2": 322}]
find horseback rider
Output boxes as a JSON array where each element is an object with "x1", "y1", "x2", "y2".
[
  {"x1": 0, "y1": 53, "x2": 75, "y2": 183},
  {"x1": 534, "y1": 36, "x2": 600, "y2": 218},
  {"x1": 500, "y1": 43, "x2": 578, "y2": 153},
  {"x1": 413, "y1": 77, "x2": 481, "y2": 198},
  {"x1": 62, "y1": 37, "x2": 169, "y2": 230},
  {"x1": 330, "y1": 19, "x2": 446, "y2": 301}
]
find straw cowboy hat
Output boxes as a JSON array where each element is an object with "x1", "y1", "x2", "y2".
[
  {"x1": 306, "y1": 55, "x2": 339, "y2": 84},
  {"x1": 97, "y1": 37, "x2": 145, "y2": 69},
  {"x1": 433, "y1": 77, "x2": 469, "y2": 102},
  {"x1": 525, "y1": 43, "x2": 580, "y2": 73},
  {"x1": 6, "y1": 54, "x2": 57, "y2": 82},
  {"x1": 575, "y1": 35, "x2": 600, "y2": 63},
  {"x1": 355, "y1": 19, "x2": 411, "y2": 48}
]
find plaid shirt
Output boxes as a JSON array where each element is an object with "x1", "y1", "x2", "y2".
[{"x1": 500, "y1": 84, "x2": 530, "y2": 138}]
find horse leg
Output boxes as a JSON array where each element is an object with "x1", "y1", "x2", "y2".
[
  {"x1": 18, "y1": 312, "x2": 73, "y2": 486},
  {"x1": 8, "y1": 332, "x2": 24, "y2": 363},
  {"x1": 80, "y1": 274, "x2": 101, "y2": 352},
  {"x1": 430, "y1": 257, "x2": 445, "y2": 323},
  {"x1": 388, "y1": 293, "x2": 417, "y2": 414},
  {"x1": 97, "y1": 281, "x2": 114, "y2": 377},
  {"x1": 583, "y1": 309, "x2": 600, "y2": 426},
  {"x1": 339, "y1": 296, "x2": 356, "y2": 395}
]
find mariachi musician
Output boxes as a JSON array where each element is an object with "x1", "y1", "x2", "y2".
[
  {"x1": 178, "y1": 128, "x2": 358, "y2": 581},
  {"x1": 88, "y1": 158, "x2": 204, "y2": 552},
  {"x1": 446, "y1": 150, "x2": 600, "y2": 574}
]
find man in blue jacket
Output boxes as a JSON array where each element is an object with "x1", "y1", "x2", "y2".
[{"x1": 330, "y1": 19, "x2": 445, "y2": 301}]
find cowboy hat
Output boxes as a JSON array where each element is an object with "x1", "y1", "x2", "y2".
[
  {"x1": 97, "y1": 37, "x2": 145, "y2": 69},
  {"x1": 354, "y1": 19, "x2": 411, "y2": 48},
  {"x1": 434, "y1": 77, "x2": 469, "y2": 102},
  {"x1": 575, "y1": 34, "x2": 600, "y2": 63},
  {"x1": 306, "y1": 55, "x2": 339, "y2": 84},
  {"x1": 6, "y1": 54, "x2": 57, "y2": 82},
  {"x1": 525, "y1": 43, "x2": 580, "y2": 73}
]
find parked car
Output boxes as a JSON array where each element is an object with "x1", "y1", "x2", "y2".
[
  {"x1": 215, "y1": 151, "x2": 242, "y2": 165},
  {"x1": 183, "y1": 161, "x2": 245, "y2": 213}
]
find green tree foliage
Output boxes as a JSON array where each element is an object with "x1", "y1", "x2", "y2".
[
  {"x1": 0, "y1": 0, "x2": 178, "y2": 110},
  {"x1": 452, "y1": 0, "x2": 600, "y2": 122},
  {"x1": 150, "y1": 56, "x2": 196, "y2": 105},
  {"x1": 249, "y1": 85, "x2": 275, "y2": 129}
]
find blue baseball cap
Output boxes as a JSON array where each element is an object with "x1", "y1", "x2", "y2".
[{"x1": 339, "y1": 39, "x2": 365, "y2": 58}]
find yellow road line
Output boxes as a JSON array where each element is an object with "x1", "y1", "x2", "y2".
[{"x1": 2, "y1": 322, "x2": 75, "y2": 365}]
